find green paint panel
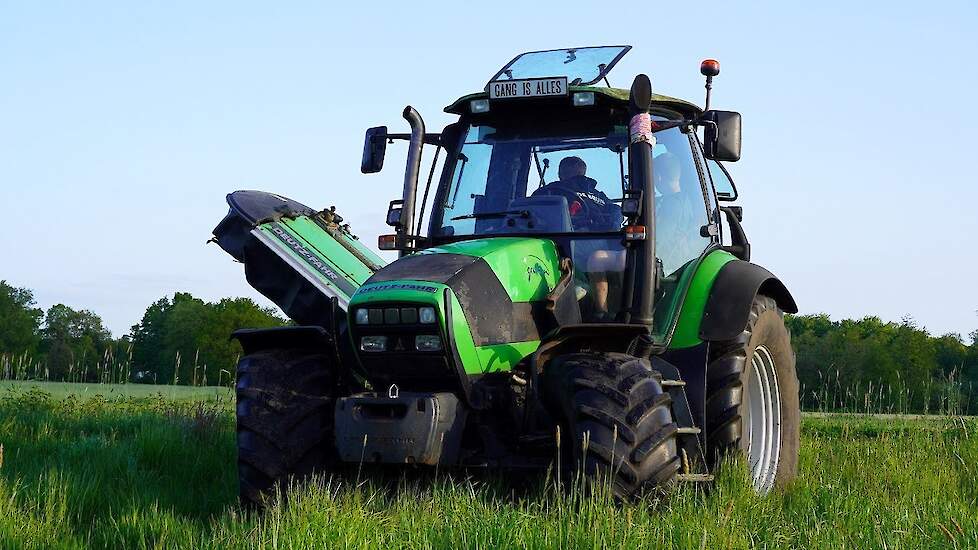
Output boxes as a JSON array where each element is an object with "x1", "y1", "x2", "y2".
[
  {"x1": 280, "y1": 217, "x2": 378, "y2": 285},
  {"x1": 254, "y1": 222, "x2": 360, "y2": 300},
  {"x1": 349, "y1": 280, "x2": 445, "y2": 307},
  {"x1": 448, "y1": 290, "x2": 482, "y2": 374},
  {"x1": 653, "y1": 262, "x2": 699, "y2": 344},
  {"x1": 423, "y1": 237, "x2": 544, "y2": 258},
  {"x1": 669, "y1": 250, "x2": 737, "y2": 349},
  {"x1": 473, "y1": 340, "x2": 540, "y2": 373},
  {"x1": 422, "y1": 237, "x2": 561, "y2": 302}
]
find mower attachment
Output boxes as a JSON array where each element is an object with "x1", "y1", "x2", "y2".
[
  {"x1": 335, "y1": 391, "x2": 467, "y2": 465},
  {"x1": 212, "y1": 190, "x2": 385, "y2": 325}
]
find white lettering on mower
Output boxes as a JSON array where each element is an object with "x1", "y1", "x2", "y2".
[{"x1": 269, "y1": 225, "x2": 339, "y2": 281}]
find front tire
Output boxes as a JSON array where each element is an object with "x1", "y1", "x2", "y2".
[
  {"x1": 235, "y1": 349, "x2": 339, "y2": 507},
  {"x1": 544, "y1": 352, "x2": 680, "y2": 498},
  {"x1": 705, "y1": 294, "x2": 800, "y2": 493}
]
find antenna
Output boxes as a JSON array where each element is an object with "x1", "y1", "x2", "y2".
[{"x1": 700, "y1": 59, "x2": 720, "y2": 111}]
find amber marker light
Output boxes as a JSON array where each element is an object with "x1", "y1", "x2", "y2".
[
  {"x1": 700, "y1": 59, "x2": 720, "y2": 77},
  {"x1": 378, "y1": 234, "x2": 397, "y2": 250}
]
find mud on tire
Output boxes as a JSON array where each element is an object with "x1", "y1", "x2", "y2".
[
  {"x1": 543, "y1": 352, "x2": 680, "y2": 498},
  {"x1": 235, "y1": 349, "x2": 339, "y2": 507}
]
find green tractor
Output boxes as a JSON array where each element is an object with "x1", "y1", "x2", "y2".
[{"x1": 212, "y1": 46, "x2": 799, "y2": 506}]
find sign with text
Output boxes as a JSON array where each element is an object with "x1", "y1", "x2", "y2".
[{"x1": 487, "y1": 77, "x2": 568, "y2": 99}]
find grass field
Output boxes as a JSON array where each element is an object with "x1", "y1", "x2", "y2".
[{"x1": 0, "y1": 384, "x2": 976, "y2": 549}]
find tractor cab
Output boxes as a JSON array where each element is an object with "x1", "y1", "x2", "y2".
[
  {"x1": 364, "y1": 46, "x2": 726, "y2": 340},
  {"x1": 430, "y1": 97, "x2": 714, "y2": 328}
]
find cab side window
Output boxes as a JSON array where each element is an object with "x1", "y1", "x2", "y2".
[
  {"x1": 706, "y1": 158, "x2": 738, "y2": 202},
  {"x1": 652, "y1": 129, "x2": 712, "y2": 276}
]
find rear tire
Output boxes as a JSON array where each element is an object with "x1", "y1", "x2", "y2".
[
  {"x1": 543, "y1": 352, "x2": 680, "y2": 498},
  {"x1": 705, "y1": 294, "x2": 800, "y2": 493},
  {"x1": 235, "y1": 349, "x2": 339, "y2": 507}
]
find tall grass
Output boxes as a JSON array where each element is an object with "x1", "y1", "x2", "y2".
[
  {"x1": 0, "y1": 348, "x2": 132, "y2": 385},
  {"x1": 802, "y1": 367, "x2": 974, "y2": 416},
  {"x1": 0, "y1": 387, "x2": 975, "y2": 549},
  {"x1": 0, "y1": 347, "x2": 231, "y2": 389}
]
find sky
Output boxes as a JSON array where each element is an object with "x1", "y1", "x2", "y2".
[{"x1": 1, "y1": 1, "x2": 976, "y2": 339}]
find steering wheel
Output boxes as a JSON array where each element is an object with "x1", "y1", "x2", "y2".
[{"x1": 540, "y1": 186, "x2": 597, "y2": 231}]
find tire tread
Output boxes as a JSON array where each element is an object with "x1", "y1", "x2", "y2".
[{"x1": 544, "y1": 352, "x2": 680, "y2": 498}]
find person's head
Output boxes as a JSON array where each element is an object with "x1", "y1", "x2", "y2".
[
  {"x1": 558, "y1": 156, "x2": 587, "y2": 181},
  {"x1": 653, "y1": 152, "x2": 681, "y2": 194}
]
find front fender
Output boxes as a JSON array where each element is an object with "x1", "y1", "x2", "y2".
[
  {"x1": 231, "y1": 326, "x2": 335, "y2": 355},
  {"x1": 699, "y1": 260, "x2": 798, "y2": 342}
]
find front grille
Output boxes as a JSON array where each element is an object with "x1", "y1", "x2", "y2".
[{"x1": 351, "y1": 302, "x2": 460, "y2": 393}]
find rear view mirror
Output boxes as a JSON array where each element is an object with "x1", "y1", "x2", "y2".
[
  {"x1": 361, "y1": 126, "x2": 388, "y2": 173},
  {"x1": 703, "y1": 110, "x2": 741, "y2": 162}
]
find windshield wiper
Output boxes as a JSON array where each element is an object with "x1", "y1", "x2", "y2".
[
  {"x1": 447, "y1": 153, "x2": 469, "y2": 209},
  {"x1": 451, "y1": 209, "x2": 529, "y2": 221},
  {"x1": 532, "y1": 150, "x2": 549, "y2": 188}
]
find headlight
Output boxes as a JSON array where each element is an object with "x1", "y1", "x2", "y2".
[
  {"x1": 355, "y1": 308, "x2": 370, "y2": 325},
  {"x1": 360, "y1": 336, "x2": 387, "y2": 352},
  {"x1": 419, "y1": 307, "x2": 437, "y2": 324},
  {"x1": 415, "y1": 335, "x2": 443, "y2": 352}
]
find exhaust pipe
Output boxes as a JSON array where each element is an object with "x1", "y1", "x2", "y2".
[
  {"x1": 625, "y1": 74, "x2": 657, "y2": 329},
  {"x1": 399, "y1": 106, "x2": 425, "y2": 256}
]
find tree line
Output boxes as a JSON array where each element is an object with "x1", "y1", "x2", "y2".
[
  {"x1": 1, "y1": 280, "x2": 976, "y2": 413},
  {"x1": 786, "y1": 315, "x2": 977, "y2": 414},
  {"x1": 0, "y1": 281, "x2": 285, "y2": 387}
]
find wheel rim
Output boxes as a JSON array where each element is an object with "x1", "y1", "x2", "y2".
[{"x1": 743, "y1": 345, "x2": 782, "y2": 493}]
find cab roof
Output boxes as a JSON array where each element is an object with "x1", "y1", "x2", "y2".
[{"x1": 444, "y1": 86, "x2": 703, "y2": 118}]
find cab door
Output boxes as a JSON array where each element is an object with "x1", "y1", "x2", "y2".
[{"x1": 650, "y1": 128, "x2": 716, "y2": 342}]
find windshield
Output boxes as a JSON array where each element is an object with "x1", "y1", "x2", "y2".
[
  {"x1": 435, "y1": 123, "x2": 629, "y2": 238},
  {"x1": 434, "y1": 118, "x2": 704, "y2": 243},
  {"x1": 489, "y1": 46, "x2": 631, "y2": 86}
]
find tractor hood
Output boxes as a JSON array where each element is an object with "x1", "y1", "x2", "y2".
[
  {"x1": 348, "y1": 237, "x2": 568, "y2": 380},
  {"x1": 352, "y1": 237, "x2": 563, "y2": 346},
  {"x1": 393, "y1": 238, "x2": 562, "y2": 303}
]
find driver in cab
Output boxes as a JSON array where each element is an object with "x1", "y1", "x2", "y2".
[
  {"x1": 533, "y1": 156, "x2": 624, "y2": 321},
  {"x1": 531, "y1": 156, "x2": 621, "y2": 231}
]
